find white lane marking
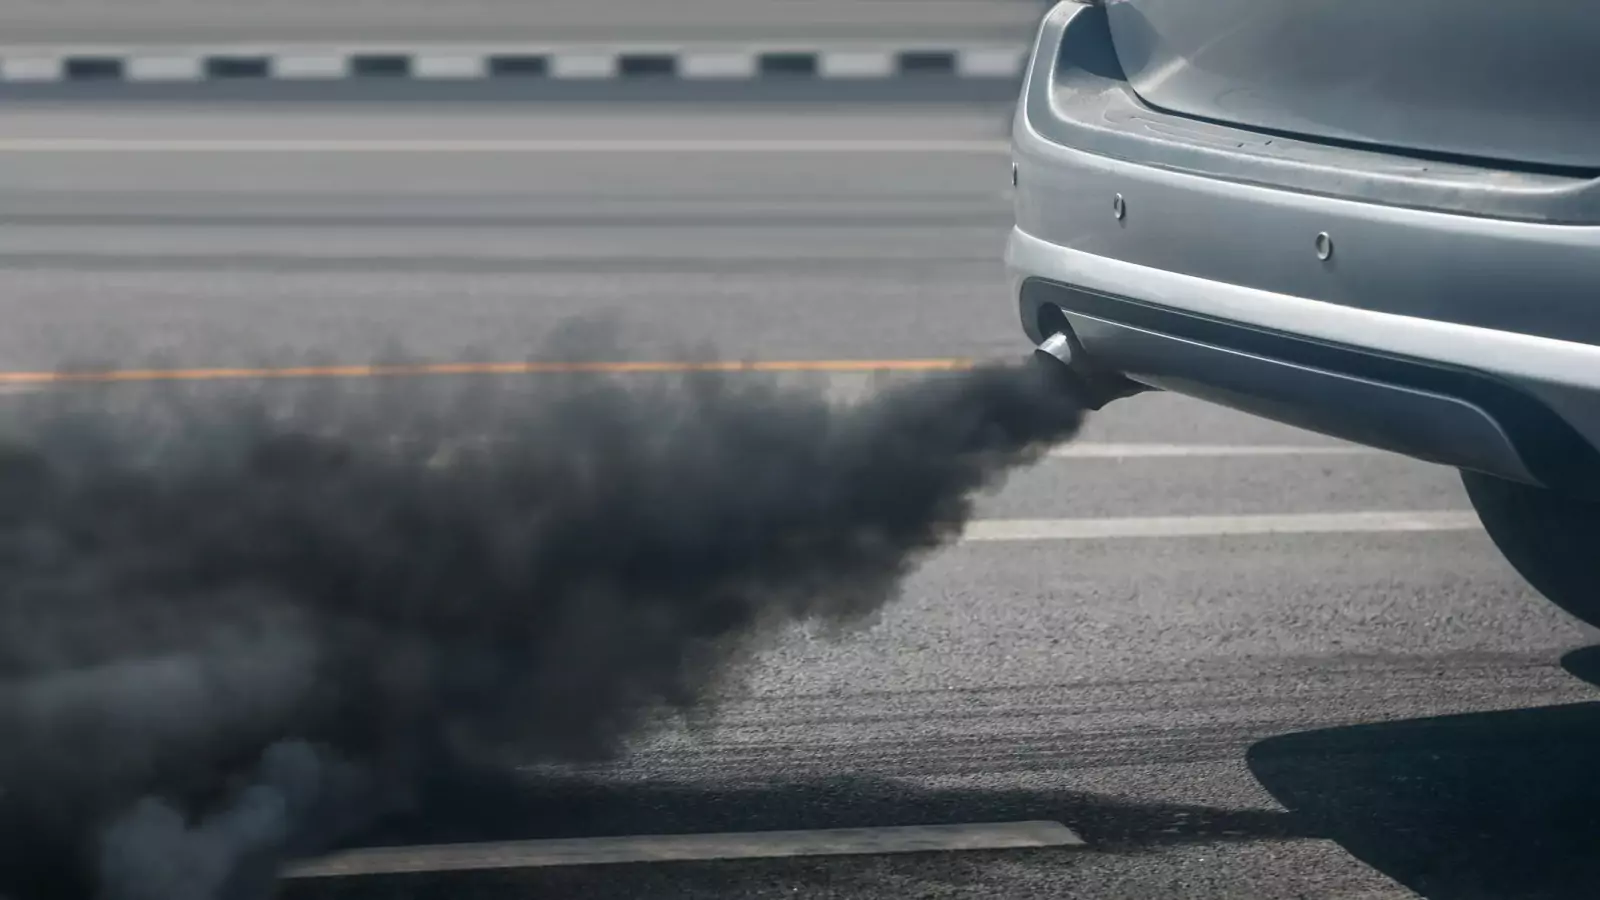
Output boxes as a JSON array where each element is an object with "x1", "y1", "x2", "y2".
[
  {"x1": 958, "y1": 47, "x2": 1028, "y2": 78},
  {"x1": 271, "y1": 55, "x2": 351, "y2": 80},
  {"x1": 0, "y1": 57, "x2": 64, "y2": 81},
  {"x1": 285, "y1": 821, "x2": 1084, "y2": 877},
  {"x1": 1047, "y1": 443, "x2": 1379, "y2": 459},
  {"x1": 0, "y1": 138, "x2": 1010, "y2": 154},
  {"x1": 550, "y1": 53, "x2": 620, "y2": 79},
  {"x1": 126, "y1": 55, "x2": 204, "y2": 81},
  {"x1": 412, "y1": 54, "x2": 488, "y2": 79},
  {"x1": 681, "y1": 51, "x2": 758, "y2": 79},
  {"x1": 962, "y1": 511, "x2": 1480, "y2": 541},
  {"x1": 821, "y1": 50, "x2": 896, "y2": 78}
]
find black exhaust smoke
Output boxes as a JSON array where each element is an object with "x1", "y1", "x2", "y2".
[{"x1": 0, "y1": 343, "x2": 1097, "y2": 899}]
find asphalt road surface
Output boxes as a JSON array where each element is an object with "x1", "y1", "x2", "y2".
[
  {"x1": 3, "y1": 103, "x2": 1598, "y2": 900},
  {"x1": 0, "y1": 0, "x2": 1047, "y2": 45}
]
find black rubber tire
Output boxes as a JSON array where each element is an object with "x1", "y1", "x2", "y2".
[{"x1": 1461, "y1": 469, "x2": 1600, "y2": 628}]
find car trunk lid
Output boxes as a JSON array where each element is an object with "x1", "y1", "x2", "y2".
[{"x1": 1103, "y1": 0, "x2": 1600, "y2": 171}]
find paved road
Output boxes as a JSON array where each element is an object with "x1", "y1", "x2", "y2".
[
  {"x1": 0, "y1": 0, "x2": 1048, "y2": 45},
  {"x1": 3, "y1": 104, "x2": 1597, "y2": 900}
]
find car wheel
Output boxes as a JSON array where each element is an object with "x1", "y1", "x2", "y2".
[{"x1": 1461, "y1": 469, "x2": 1600, "y2": 629}]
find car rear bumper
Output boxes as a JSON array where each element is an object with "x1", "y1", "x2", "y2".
[
  {"x1": 1009, "y1": 256, "x2": 1600, "y2": 494},
  {"x1": 1009, "y1": 2, "x2": 1600, "y2": 493}
]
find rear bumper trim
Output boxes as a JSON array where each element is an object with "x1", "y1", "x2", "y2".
[
  {"x1": 1006, "y1": 227, "x2": 1600, "y2": 396},
  {"x1": 1022, "y1": 277, "x2": 1600, "y2": 491}
]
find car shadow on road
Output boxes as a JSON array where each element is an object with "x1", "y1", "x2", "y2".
[
  {"x1": 1246, "y1": 644, "x2": 1600, "y2": 900},
  {"x1": 358, "y1": 766, "x2": 1304, "y2": 852},
  {"x1": 285, "y1": 648, "x2": 1600, "y2": 899}
]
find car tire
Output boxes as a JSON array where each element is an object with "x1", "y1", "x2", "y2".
[{"x1": 1461, "y1": 469, "x2": 1600, "y2": 629}]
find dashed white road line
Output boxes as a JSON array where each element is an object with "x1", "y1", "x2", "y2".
[
  {"x1": 285, "y1": 821, "x2": 1084, "y2": 877},
  {"x1": 962, "y1": 511, "x2": 1481, "y2": 542},
  {"x1": 1048, "y1": 443, "x2": 1378, "y2": 459}
]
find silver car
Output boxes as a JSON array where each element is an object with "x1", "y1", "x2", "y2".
[{"x1": 1009, "y1": 0, "x2": 1600, "y2": 625}]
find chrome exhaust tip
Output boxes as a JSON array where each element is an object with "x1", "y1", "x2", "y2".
[
  {"x1": 1030, "y1": 327, "x2": 1150, "y2": 411},
  {"x1": 1036, "y1": 331, "x2": 1075, "y2": 366}
]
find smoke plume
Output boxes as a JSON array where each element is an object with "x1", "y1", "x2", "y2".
[{"x1": 0, "y1": 344, "x2": 1088, "y2": 899}]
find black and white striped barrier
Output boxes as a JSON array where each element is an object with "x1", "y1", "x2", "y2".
[{"x1": 0, "y1": 45, "x2": 1028, "y2": 83}]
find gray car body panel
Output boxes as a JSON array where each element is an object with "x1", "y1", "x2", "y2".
[
  {"x1": 1104, "y1": 0, "x2": 1600, "y2": 171},
  {"x1": 1022, "y1": 3, "x2": 1600, "y2": 224},
  {"x1": 1008, "y1": 1, "x2": 1600, "y2": 480}
]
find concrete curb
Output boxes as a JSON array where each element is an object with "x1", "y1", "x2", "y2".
[{"x1": 0, "y1": 44, "x2": 1029, "y2": 84}]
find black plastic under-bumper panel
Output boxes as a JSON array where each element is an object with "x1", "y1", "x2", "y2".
[{"x1": 1023, "y1": 278, "x2": 1600, "y2": 496}]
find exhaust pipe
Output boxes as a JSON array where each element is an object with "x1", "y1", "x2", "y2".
[{"x1": 1030, "y1": 327, "x2": 1149, "y2": 411}]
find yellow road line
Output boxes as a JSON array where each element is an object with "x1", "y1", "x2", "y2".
[
  {"x1": 0, "y1": 139, "x2": 1012, "y2": 154},
  {"x1": 0, "y1": 358, "x2": 976, "y2": 385}
]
